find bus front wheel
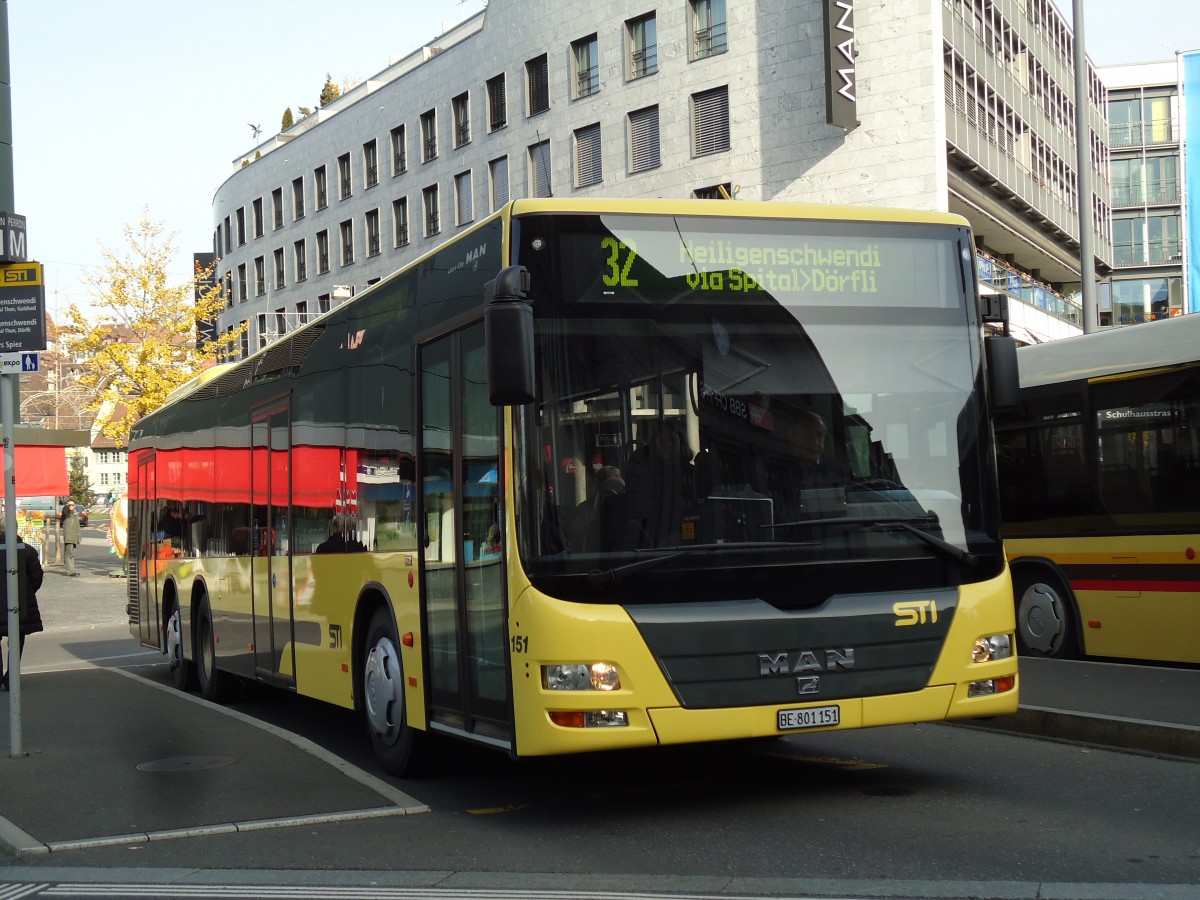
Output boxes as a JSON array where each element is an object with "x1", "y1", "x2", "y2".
[
  {"x1": 363, "y1": 607, "x2": 434, "y2": 776},
  {"x1": 1013, "y1": 569, "x2": 1078, "y2": 659}
]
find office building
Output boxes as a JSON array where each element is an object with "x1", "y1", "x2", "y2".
[
  {"x1": 212, "y1": 0, "x2": 1109, "y2": 354},
  {"x1": 1099, "y1": 61, "x2": 1185, "y2": 325}
]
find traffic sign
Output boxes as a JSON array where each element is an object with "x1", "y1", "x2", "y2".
[
  {"x1": 0, "y1": 351, "x2": 38, "y2": 372},
  {"x1": 0, "y1": 260, "x2": 46, "y2": 352}
]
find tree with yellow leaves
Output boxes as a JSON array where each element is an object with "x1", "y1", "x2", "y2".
[{"x1": 56, "y1": 211, "x2": 245, "y2": 448}]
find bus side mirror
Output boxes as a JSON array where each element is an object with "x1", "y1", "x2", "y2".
[
  {"x1": 985, "y1": 334, "x2": 1020, "y2": 410},
  {"x1": 484, "y1": 266, "x2": 536, "y2": 406}
]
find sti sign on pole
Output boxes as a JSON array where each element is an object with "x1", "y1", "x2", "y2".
[{"x1": 0, "y1": 260, "x2": 47, "y2": 352}]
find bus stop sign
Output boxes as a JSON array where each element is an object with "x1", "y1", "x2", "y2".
[{"x1": 0, "y1": 261, "x2": 47, "y2": 352}]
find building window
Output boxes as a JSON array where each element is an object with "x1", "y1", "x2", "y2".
[
  {"x1": 340, "y1": 219, "x2": 355, "y2": 265},
  {"x1": 223, "y1": 216, "x2": 231, "y2": 253},
  {"x1": 223, "y1": 270, "x2": 233, "y2": 307},
  {"x1": 627, "y1": 14, "x2": 658, "y2": 79},
  {"x1": 315, "y1": 166, "x2": 328, "y2": 209},
  {"x1": 391, "y1": 124, "x2": 407, "y2": 175},
  {"x1": 240, "y1": 324, "x2": 250, "y2": 359},
  {"x1": 487, "y1": 73, "x2": 507, "y2": 132},
  {"x1": 393, "y1": 197, "x2": 409, "y2": 247},
  {"x1": 338, "y1": 153, "x2": 352, "y2": 199},
  {"x1": 489, "y1": 156, "x2": 509, "y2": 211},
  {"x1": 529, "y1": 140, "x2": 552, "y2": 198},
  {"x1": 317, "y1": 230, "x2": 330, "y2": 274},
  {"x1": 271, "y1": 188, "x2": 284, "y2": 229},
  {"x1": 294, "y1": 239, "x2": 307, "y2": 282},
  {"x1": 421, "y1": 109, "x2": 438, "y2": 162},
  {"x1": 274, "y1": 247, "x2": 285, "y2": 289},
  {"x1": 253, "y1": 198, "x2": 264, "y2": 238},
  {"x1": 574, "y1": 123, "x2": 603, "y2": 187},
  {"x1": 573, "y1": 34, "x2": 599, "y2": 99},
  {"x1": 453, "y1": 93, "x2": 471, "y2": 148},
  {"x1": 296, "y1": 301, "x2": 309, "y2": 326},
  {"x1": 693, "y1": 182, "x2": 733, "y2": 200},
  {"x1": 366, "y1": 208, "x2": 381, "y2": 256},
  {"x1": 628, "y1": 105, "x2": 661, "y2": 173},
  {"x1": 237, "y1": 263, "x2": 247, "y2": 302},
  {"x1": 455, "y1": 171, "x2": 473, "y2": 225},
  {"x1": 526, "y1": 54, "x2": 550, "y2": 116},
  {"x1": 275, "y1": 308, "x2": 287, "y2": 337},
  {"x1": 236, "y1": 207, "x2": 246, "y2": 245},
  {"x1": 292, "y1": 177, "x2": 305, "y2": 220},
  {"x1": 423, "y1": 184, "x2": 440, "y2": 236},
  {"x1": 254, "y1": 257, "x2": 266, "y2": 295},
  {"x1": 258, "y1": 313, "x2": 269, "y2": 349},
  {"x1": 692, "y1": 86, "x2": 730, "y2": 156},
  {"x1": 690, "y1": 0, "x2": 728, "y2": 59},
  {"x1": 363, "y1": 139, "x2": 379, "y2": 188}
]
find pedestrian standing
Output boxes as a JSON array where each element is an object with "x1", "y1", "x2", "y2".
[
  {"x1": 0, "y1": 521, "x2": 44, "y2": 690},
  {"x1": 60, "y1": 500, "x2": 82, "y2": 577}
]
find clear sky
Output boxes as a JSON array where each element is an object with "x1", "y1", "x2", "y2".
[
  {"x1": 7, "y1": 0, "x2": 488, "y2": 322},
  {"x1": 5, "y1": 0, "x2": 1196, "y2": 325}
]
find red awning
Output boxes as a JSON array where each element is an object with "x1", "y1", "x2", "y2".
[{"x1": 1, "y1": 445, "x2": 69, "y2": 497}]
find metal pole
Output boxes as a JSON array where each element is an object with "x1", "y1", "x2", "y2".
[
  {"x1": 4, "y1": 371, "x2": 23, "y2": 757},
  {"x1": 1, "y1": 0, "x2": 25, "y2": 757},
  {"x1": 1073, "y1": 0, "x2": 1099, "y2": 332}
]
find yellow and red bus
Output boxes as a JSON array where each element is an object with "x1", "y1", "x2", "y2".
[
  {"x1": 127, "y1": 199, "x2": 1019, "y2": 774},
  {"x1": 996, "y1": 313, "x2": 1200, "y2": 663}
]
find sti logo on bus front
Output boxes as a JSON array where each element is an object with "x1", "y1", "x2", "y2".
[{"x1": 894, "y1": 599, "x2": 939, "y2": 626}]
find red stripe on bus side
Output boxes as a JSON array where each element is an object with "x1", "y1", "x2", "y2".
[{"x1": 1071, "y1": 579, "x2": 1200, "y2": 593}]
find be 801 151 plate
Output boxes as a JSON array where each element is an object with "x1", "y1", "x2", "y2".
[{"x1": 777, "y1": 705, "x2": 840, "y2": 730}]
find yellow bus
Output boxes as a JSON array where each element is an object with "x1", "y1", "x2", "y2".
[
  {"x1": 127, "y1": 199, "x2": 1019, "y2": 774},
  {"x1": 996, "y1": 313, "x2": 1200, "y2": 663}
]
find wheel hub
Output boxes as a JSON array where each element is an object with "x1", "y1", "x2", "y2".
[{"x1": 364, "y1": 637, "x2": 403, "y2": 740}]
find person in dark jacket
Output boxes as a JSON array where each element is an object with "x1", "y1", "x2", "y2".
[{"x1": 1, "y1": 521, "x2": 45, "y2": 690}]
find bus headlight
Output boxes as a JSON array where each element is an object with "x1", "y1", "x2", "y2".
[
  {"x1": 972, "y1": 634, "x2": 1013, "y2": 664},
  {"x1": 543, "y1": 662, "x2": 621, "y2": 691}
]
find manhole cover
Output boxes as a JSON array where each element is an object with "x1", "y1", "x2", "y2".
[{"x1": 137, "y1": 755, "x2": 238, "y2": 772}]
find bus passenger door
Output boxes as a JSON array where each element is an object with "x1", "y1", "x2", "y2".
[
  {"x1": 251, "y1": 403, "x2": 296, "y2": 687},
  {"x1": 135, "y1": 453, "x2": 160, "y2": 647},
  {"x1": 419, "y1": 322, "x2": 511, "y2": 743}
]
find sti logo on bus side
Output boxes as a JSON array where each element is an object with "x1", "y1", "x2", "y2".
[
  {"x1": 758, "y1": 648, "x2": 855, "y2": 676},
  {"x1": 894, "y1": 599, "x2": 939, "y2": 626}
]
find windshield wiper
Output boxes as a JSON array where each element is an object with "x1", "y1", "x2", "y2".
[
  {"x1": 584, "y1": 542, "x2": 787, "y2": 588},
  {"x1": 766, "y1": 515, "x2": 979, "y2": 567}
]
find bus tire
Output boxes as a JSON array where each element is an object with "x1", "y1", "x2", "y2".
[
  {"x1": 363, "y1": 606, "x2": 434, "y2": 776},
  {"x1": 195, "y1": 596, "x2": 229, "y2": 703},
  {"x1": 166, "y1": 602, "x2": 197, "y2": 692},
  {"x1": 1013, "y1": 567, "x2": 1078, "y2": 659}
]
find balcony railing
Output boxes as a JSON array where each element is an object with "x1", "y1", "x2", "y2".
[
  {"x1": 1112, "y1": 240, "x2": 1183, "y2": 267},
  {"x1": 576, "y1": 65, "x2": 599, "y2": 98},
  {"x1": 1109, "y1": 119, "x2": 1175, "y2": 148},
  {"x1": 631, "y1": 47, "x2": 658, "y2": 79},
  {"x1": 1111, "y1": 180, "x2": 1181, "y2": 208},
  {"x1": 694, "y1": 23, "x2": 728, "y2": 58}
]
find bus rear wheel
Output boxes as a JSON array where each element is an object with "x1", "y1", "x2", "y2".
[
  {"x1": 363, "y1": 607, "x2": 434, "y2": 776},
  {"x1": 195, "y1": 596, "x2": 229, "y2": 702},
  {"x1": 1013, "y1": 568, "x2": 1078, "y2": 659},
  {"x1": 166, "y1": 604, "x2": 196, "y2": 691}
]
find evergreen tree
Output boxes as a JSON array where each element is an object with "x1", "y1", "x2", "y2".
[
  {"x1": 319, "y1": 73, "x2": 341, "y2": 107},
  {"x1": 282, "y1": 107, "x2": 295, "y2": 130}
]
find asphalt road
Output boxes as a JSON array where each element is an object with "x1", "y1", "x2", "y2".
[{"x1": 6, "y1": 523, "x2": 1199, "y2": 898}]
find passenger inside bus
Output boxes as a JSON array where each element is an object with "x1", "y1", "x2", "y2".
[{"x1": 315, "y1": 514, "x2": 368, "y2": 553}]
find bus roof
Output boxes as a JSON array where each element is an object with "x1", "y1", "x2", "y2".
[{"x1": 1016, "y1": 313, "x2": 1200, "y2": 388}]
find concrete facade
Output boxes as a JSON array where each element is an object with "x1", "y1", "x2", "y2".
[{"x1": 212, "y1": 0, "x2": 1108, "y2": 352}]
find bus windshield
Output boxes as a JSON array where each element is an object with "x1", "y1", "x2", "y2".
[{"x1": 511, "y1": 212, "x2": 1004, "y2": 605}]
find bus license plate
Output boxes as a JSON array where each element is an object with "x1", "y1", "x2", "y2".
[{"x1": 778, "y1": 705, "x2": 840, "y2": 731}]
